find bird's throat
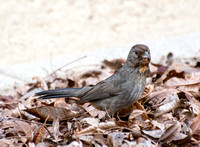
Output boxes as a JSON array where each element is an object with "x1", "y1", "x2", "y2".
[{"x1": 139, "y1": 64, "x2": 149, "y2": 73}]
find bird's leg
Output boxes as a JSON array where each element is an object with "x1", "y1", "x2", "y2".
[{"x1": 114, "y1": 112, "x2": 121, "y2": 121}]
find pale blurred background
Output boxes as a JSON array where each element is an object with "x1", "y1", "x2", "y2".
[{"x1": 1, "y1": 0, "x2": 200, "y2": 67}]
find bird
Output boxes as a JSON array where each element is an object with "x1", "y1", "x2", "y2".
[{"x1": 35, "y1": 44, "x2": 151, "y2": 117}]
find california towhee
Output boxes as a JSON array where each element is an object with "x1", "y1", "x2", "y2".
[{"x1": 36, "y1": 44, "x2": 151, "y2": 116}]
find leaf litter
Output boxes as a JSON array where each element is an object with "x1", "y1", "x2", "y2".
[{"x1": 0, "y1": 54, "x2": 200, "y2": 146}]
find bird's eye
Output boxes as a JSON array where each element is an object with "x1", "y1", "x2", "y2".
[{"x1": 134, "y1": 51, "x2": 138, "y2": 56}]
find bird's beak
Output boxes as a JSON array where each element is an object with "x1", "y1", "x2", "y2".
[{"x1": 142, "y1": 51, "x2": 150, "y2": 61}]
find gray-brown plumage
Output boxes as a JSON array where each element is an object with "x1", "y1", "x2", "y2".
[{"x1": 35, "y1": 44, "x2": 151, "y2": 116}]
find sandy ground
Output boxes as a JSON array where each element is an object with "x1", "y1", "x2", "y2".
[{"x1": 1, "y1": 0, "x2": 200, "y2": 67}]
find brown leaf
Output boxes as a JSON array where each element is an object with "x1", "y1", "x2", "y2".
[
  {"x1": 80, "y1": 117, "x2": 99, "y2": 126},
  {"x1": 77, "y1": 121, "x2": 116, "y2": 135},
  {"x1": 0, "y1": 102, "x2": 18, "y2": 110},
  {"x1": 142, "y1": 129, "x2": 164, "y2": 139},
  {"x1": 108, "y1": 132, "x2": 125, "y2": 147},
  {"x1": 159, "y1": 121, "x2": 181, "y2": 144},
  {"x1": 190, "y1": 112, "x2": 200, "y2": 140},
  {"x1": 98, "y1": 121, "x2": 116, "y2": 130},
  {"x1": 0, "y1": 139, "x2": 15, "y2": 147},
  {"x1": 133, "y1": 101, "x2": 149, "y2": 120},
  {"x1": 79, "y1": 135, "x2": 94, "y2": 145},
  {"x1": 94, "y1": 134, "x2": 108, "y2": 146},
  {"x1": 2, "y1": 120, "x2": 32, "y2": 137},
  {"x1": 0, "y1": 95, "x2": 14, "y2": 102},
  {"x1": 34, "y1": 115, "x2": 49, "y2": 144},
  {"x1": 163, "y1": 70, "x2": 185, "y2": 83},
  {"x1": 33, "y1": 76, "x2": 48, "y2": 90},
  {"x1": 128, "y1": 109, "x2": 144, "y2": 120},
  {"x1": 136, "y1": 137, "x2": 154, "y2": 146},
  {"x1": 82, "y1": 77, "x2": 101, "y2": 86},
  {"x1": 77, "y1": 125, "x2": 98, "y2": 135},
  {"x1": 140, "y1": 84, "x2": 154, "y2": 99},
  {"x1": 81, "y1": 103, "x2": 106, "y2": 119},
  {"x1": 80, "y1": 70, "x2": 102, "y2": 79},
  {"x1": 154, "y1": 93, "x2": 180, "y2": 117},
  {"x1": 146, "y1": 88, "x2": 178, "y2": 105},
  {"x1": 151, "y1": 62, "x2": 168, "y2": 74},
  {"x1": 177, "y1": 91, "x2": 200, "y2": 108},
  {"x1": 165, "y1": 78, "x2": 200, "y2": 88},
  {"x1": 52, "y1": 118, "x2": 60, "y2": 141},
  {"x1": 147, "y1": 89, "x2": 180, "y2": 117},
  {"x1": 2, "y1": 109, "x2": 13, "y2": 118},
  {"x1": 24, "y1": 106, "x2": 79, "y2": 121},
  {"x1": 102, "y1": 58, "x2": 125, "y2": 71}
]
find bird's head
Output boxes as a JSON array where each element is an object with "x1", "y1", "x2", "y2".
[{"x1": 126, "y1": 44, "x2": 151, "y2": 73}]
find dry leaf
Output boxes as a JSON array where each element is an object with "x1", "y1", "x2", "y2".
[
  {"x1": 128, "y1": 109, "x2": 144, "y2": 120},
  {"x1": 103, "y1": 58, "x2": 125, "y2": 71},
  {"x1": 78, "y1": 121, "x2": 116, "y2": 135},
  {"x1": 79, "y1": 135, "x2": 94, "y2": 145},
  {"x1": 163, "y1": 70, "x2": 185, "y2": 83},
  {"x1": 142, "y1": 129, "x2": 164, "y2": 139},
  {"x1": 1, "y1": 120, "x2": 32, "y2": 137},
  {"x1": 154, "y1": 93, "x2": 180, "y2": 117},
  {"x1": 190, "y1": 112, "x2": 200, "y2": 140},
  {"x1": 24, "y1": 106, "x2": 79, "y2": 121},
  {"x1": 77, "y1": 125, "x2": 98, "y2": 135},
  {"x1": 146, "y1": 88, "x2": 178, "y2": 105},
  {"x1": 81, "y1": 103, "x2": 106, "y2": 119},
  {"x1": 108, "y1": 132, "x2": 125, "y2": 147},
  {"x1": 80, "y1": 117, "x2": 99, "y2": 126},
  {"x1": 159, "y1": 121, "x2": 181, "y2": 144},
  {"x1": 140, "y1": 84, "x2": 154, "y2": 99},
  {"x1": 136, "y1": 138, "x2": 155, "y2": 147},
  {"x1": 52, "y1": 118, "x2": 60, "y2": 141},
  {"x1": 0, "y1": 95, "x2": 14, "y2": 102},
  {"x1": 34, "y1": 115, "x2": 49, "y2": 144},
  {"x1": 33, "y1": 76, "x2": 48, "y2": 90}
]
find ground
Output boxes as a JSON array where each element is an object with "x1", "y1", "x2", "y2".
[{"x1": 0, "y1": 0, "x2": 200, "y2": 66}]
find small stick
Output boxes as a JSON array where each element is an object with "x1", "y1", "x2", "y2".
[{"x1": 45, "y1": 55, "x2": 87, "y2": 78}]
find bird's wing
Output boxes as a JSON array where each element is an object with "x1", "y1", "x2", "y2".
[{"x1": 78, "y1": 80, "x2": 122, "y2": 103}]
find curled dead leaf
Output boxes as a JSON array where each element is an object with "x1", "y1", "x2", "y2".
[
  {"x1": 77, "y1": 125, "x2": 98, "y2": 135},
  {"x1": 154, "y1": 93, "x2": 180, "y2": 117},
  {"x1": 147, "y1": 89, "x2": 180, "y2": 117},
  {"x1": 78, "y1": 121, "x2": 116, "y2": 135},
  {"x1": 140, "y1": 84, "x2": 154, "y2": 99}
]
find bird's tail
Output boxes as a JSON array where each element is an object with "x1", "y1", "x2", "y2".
[{"x1": 35, "y1": 88, "x2": 83, "y2": 99}]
